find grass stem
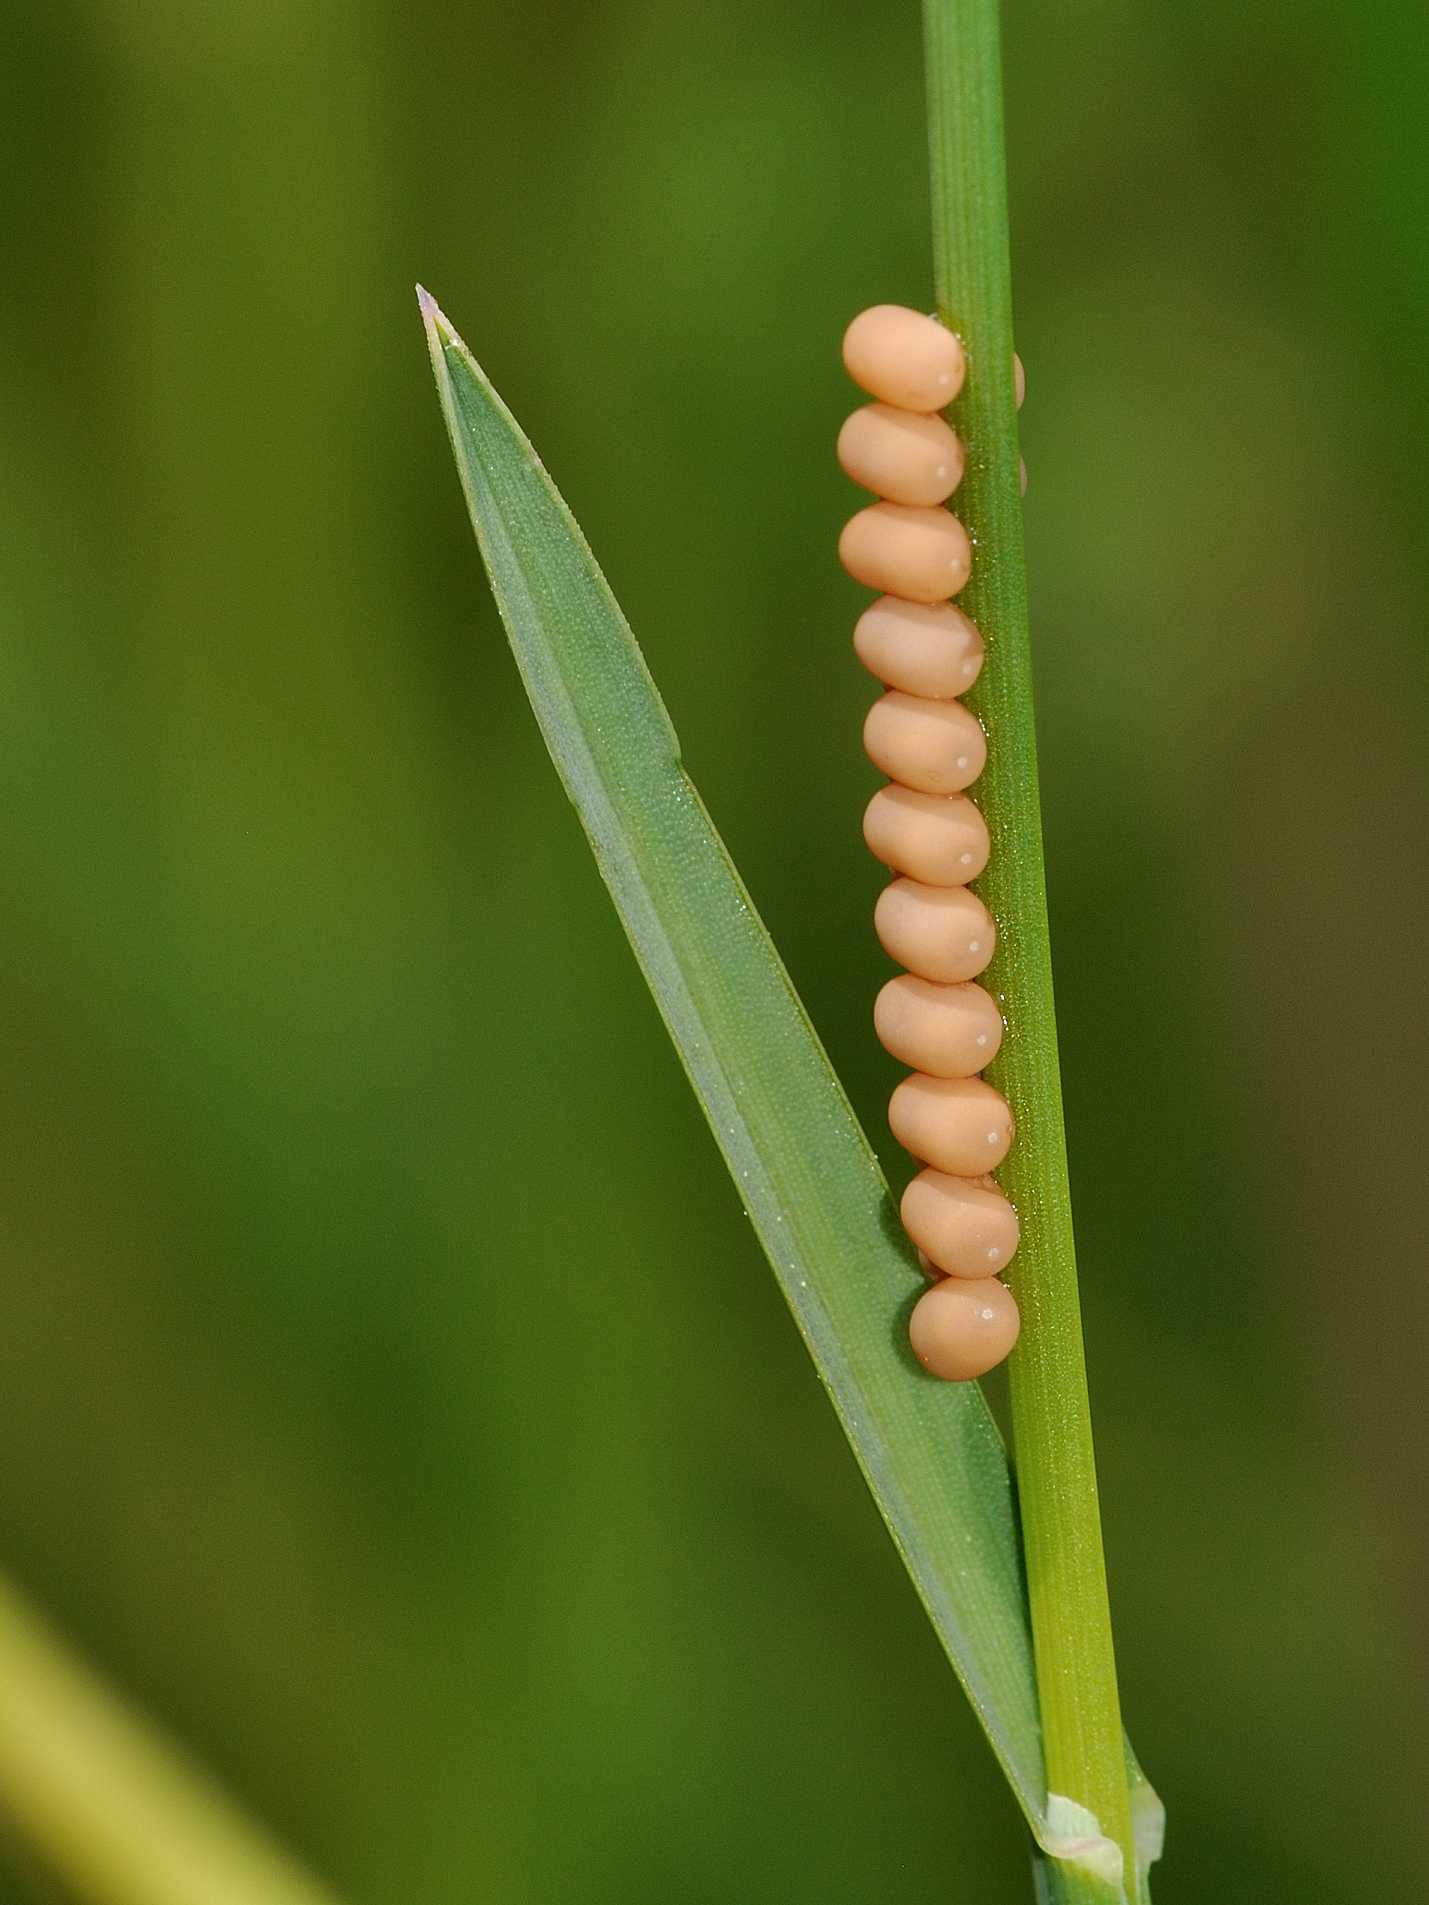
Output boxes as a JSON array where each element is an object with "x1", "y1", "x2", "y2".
[{"x1": 921, "y1": 2, "x2": 1144, "y2": 1895}]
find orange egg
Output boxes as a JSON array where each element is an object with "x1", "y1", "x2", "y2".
[
  {"x1": 837, "y1": 403, "x2": 964, "y2": 506},
  {"x1": 863, "y1": 693, "x2": 986, "y2": 796},
  {"x1": 839, "y1": 503, "x2": 971, "y2": 604},
  {"x1": 853, "y1": 597, "x2": 984, "y2": 699},
  {"x1": 889, "y1": 1073, "x2": 1015, "y2": 1175},
  {"x1": 908, "y1": 1275, "x2": 1020, "y2": 1380},
  {"x1": 900, "y1": 1169, "x2": 1020, "y2": 1278},
  {"x1": 843, "y1": 305, "x2": 966, "y2": 411},
  {"x1": 863, "y1": 786, "x2": 989, "y2": 886},
  {"x1": 873, "y1": 976, "x2": 1003, "y2": 1077},
  {"x1": 873, "y1": 878, "x2": 995, "y2": 984}
]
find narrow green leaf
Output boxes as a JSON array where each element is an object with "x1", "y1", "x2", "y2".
[{"x1": 418, "y1": 288, "x2": 1059, "y2": 1823}]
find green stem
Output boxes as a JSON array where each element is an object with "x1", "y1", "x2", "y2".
[
  {"x1": 0, "y1": 1573, "x2": 343, "y2": 1905},
  {"x1": 922, "y1": 2, "x2": 1140, "y2": 1897}
]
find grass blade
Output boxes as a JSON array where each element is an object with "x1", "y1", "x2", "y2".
[
  {"x1": 418, "y1": 287, "x2": 1061, "y2": 1822},
  {"x1": 0, "y1": 1573, "x2": 343, "y2": 1905}
]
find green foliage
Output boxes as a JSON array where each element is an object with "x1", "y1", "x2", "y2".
[
  {"x1": 421, "y1": 258, "x2": 1163, "y2": 1893},
  {"x1": 420, "y1": 287, "x2": 1053, "y2": 1820},
  {"x1": 1, "y1": 3, "x2": 1425, "y2": 1902}
]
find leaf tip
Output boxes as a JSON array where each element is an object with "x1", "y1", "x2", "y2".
[{"x1": 415, "y1": 283, "x2": 459, "y2": 351}]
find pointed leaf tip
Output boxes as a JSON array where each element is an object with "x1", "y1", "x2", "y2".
[{"x1": 415, "y1": 284, "x2": 459, "y2": 353}]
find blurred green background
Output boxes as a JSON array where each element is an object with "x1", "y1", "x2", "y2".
[{"x1": 2, "y1": 0, "x2": 1426, "y2": 1899}]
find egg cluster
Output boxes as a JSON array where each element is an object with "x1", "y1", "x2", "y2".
[{"x1": 838, "y1": 304, "x2": 1024, "y2": 1382}]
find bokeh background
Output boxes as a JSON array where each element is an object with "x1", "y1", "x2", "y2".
[{"x1": 3, "y1": 0, "x2": 1426, "y2": 1899}]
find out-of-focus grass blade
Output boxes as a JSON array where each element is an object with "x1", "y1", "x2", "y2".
[
  {"x1": 0, "y1": 1573, "x2": 344, "y2": 1905},
  {"x1": 419, "y1": 289, "x2": 1052, "y2": 1826}
]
